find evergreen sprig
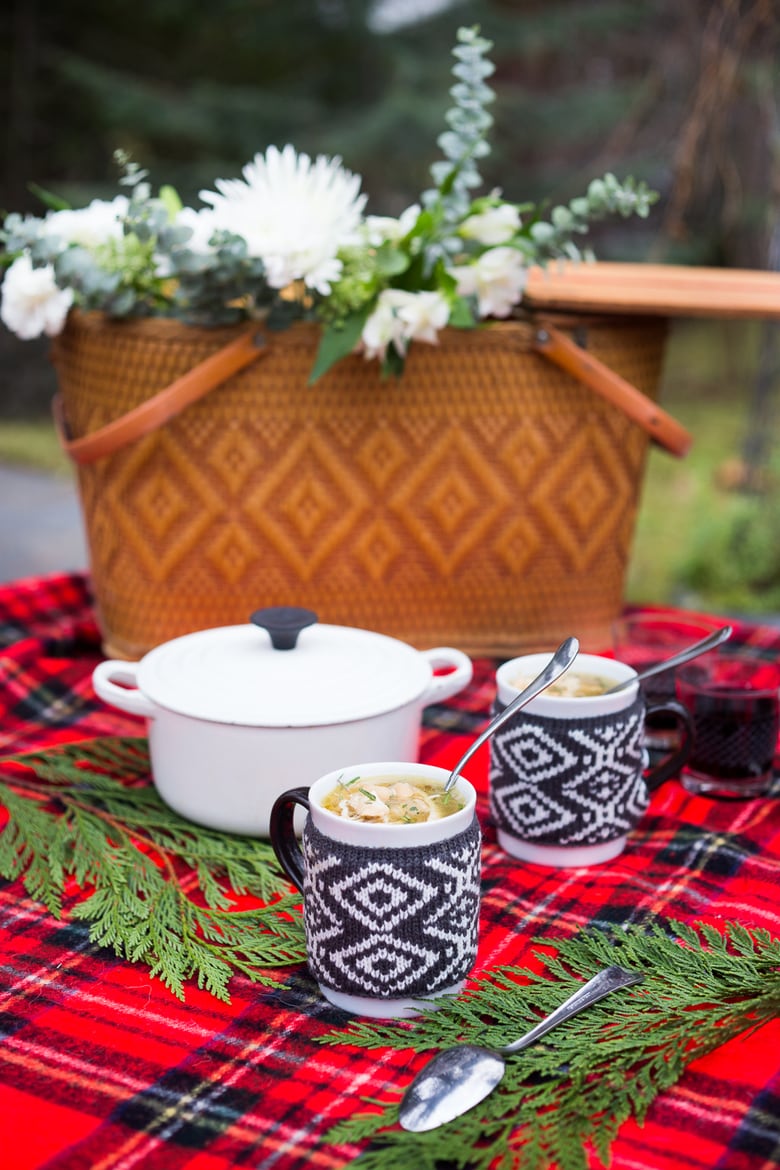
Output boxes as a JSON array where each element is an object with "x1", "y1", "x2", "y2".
[
  {"x1": 0, "y1": 737, "x2": 305, "y2": 1001},
  {"x1": 321, "y1": 920, "x2": 780, "y2": 1170}
]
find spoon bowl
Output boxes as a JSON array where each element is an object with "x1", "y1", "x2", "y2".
[
  {"x1": 444, "y1": 635, "x2": 579, "y2": 791},
  {"x1": 398, "y1": 965, "x2": 643, "y2": 1132}
]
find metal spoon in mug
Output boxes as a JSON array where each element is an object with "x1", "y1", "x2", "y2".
[
  {"x1": 605, "y1": 624, "x2": 733, "y2": 695},
  {"x1": 444, "y1": 635, "x2": 579, "y2": 792},
  {"x1": 398, "y1": 965, "x2": 643, "y2": 1133}
]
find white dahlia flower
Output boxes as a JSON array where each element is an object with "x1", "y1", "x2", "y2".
[
  {"x1": 199, "y1": 144, "x2": 366, "y2": 295},
  {"x1": 0, "y1": 255, "x2": 73, "y2": 339}
]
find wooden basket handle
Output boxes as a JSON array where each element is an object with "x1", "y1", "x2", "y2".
[
  {"x1": 532, "y1": 324, "x2": 692, "y2": 456},
  {"x1": 54, "y1": 320, "x2": 692, "y2": 465},
  {"x1": 53, "y1": 328, "x2": 268, "y2": 465}
]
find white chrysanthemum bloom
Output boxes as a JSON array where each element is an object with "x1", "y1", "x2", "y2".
[
  {"x1": 0, "y1": 255, "x2": 73, "y2": 339},
  {"x1": 363, "y1": 204, "x2": 421, "y2": 246},
  {"x1": 361, "y1": 288, "x2": 450, "y2": 360},
  {"x1": 199, "y1": 144, "x2": 367, "y2": 295},
  {"x1": 39, "y1": 195, "x2": 129, "y2": 249},
  {"x1": 448, "y1": 247, "x2": 527, "y2": 318},
  {"x1": 459, "y1": 203, "x2": 521, "y2": 246}
]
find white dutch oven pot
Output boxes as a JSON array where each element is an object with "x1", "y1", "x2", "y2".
[{"x1": 92, "y1": 606, "x2": 473, "y2": 836}]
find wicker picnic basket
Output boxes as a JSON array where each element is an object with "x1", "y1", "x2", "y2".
[{"x1": 51, "y1": 305, "x2": 682, "y2": 660}]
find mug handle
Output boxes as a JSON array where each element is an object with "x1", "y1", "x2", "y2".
[
  {"x1": 269, "y1": 787, "x2": 311, "y2": 893},
  {"x1": 643, "y1": 699, "x2": 695, "y2": 791}
]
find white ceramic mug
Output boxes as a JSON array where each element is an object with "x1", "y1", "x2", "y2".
[
  {"x1": 489, "y1": 652, "x2": 693, "y2": 867},
  {"x1": 269, "y1": 762, "x2": 480, "y2": 1018}
]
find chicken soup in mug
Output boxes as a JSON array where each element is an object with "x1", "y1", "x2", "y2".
[
  {"x1": 509, "y1": 670, "x2": 613, "y2": 699},
  {"x1": 321, "y1": 774, "x2": 465, "y2": 824}
]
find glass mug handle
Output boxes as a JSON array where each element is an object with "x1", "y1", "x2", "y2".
[
  {"x1": 269, "y1": 787, "x2": 311, "y2": 893},
  {"x1": 643, "y1": 700, "x2": 695, "y2": 791}
]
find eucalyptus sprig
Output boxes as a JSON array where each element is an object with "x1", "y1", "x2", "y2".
[
  {"x1": 422, "y1": 24, "x2": 497, "y2": 257},
  {"x1": 321, "y1": 920, "x2": 780, "y2": 1170},
  {"x1": 0, "y1": 737, "x2": 305, "y2": 1001}
]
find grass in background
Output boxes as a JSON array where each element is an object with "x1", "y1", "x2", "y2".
[
  {"x1": 0, "y1": 420, "x2": 71, "y2": 476},
  {"x1": 627, "y1": 318, "x2": 779, "y2": 613},
  {"x1": 626, "y1": 399, "x2": 747, "y2": 604}
]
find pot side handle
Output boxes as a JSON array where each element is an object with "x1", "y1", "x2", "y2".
[
  {"x1": 420, "y1": 647, "x2": 473, "y2": 706},
  {"x1": 92, "y1": 661, "x2": 157, "y2": 719}
]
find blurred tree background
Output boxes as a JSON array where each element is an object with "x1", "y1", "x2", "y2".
[
  {"x1": 2, "y1": 0, "x2": 778, "y2": 411},
  {"x1": 1, "y1": 0, "x2": 779, "y2": 611}
]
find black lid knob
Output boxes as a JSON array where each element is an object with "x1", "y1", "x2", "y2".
[{"x1": 250, "y1": 606, "x2": 318, "y2": 650}]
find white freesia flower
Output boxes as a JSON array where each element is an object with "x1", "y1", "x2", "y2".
[
  {"x1": 40, "y1": 196, "x2": 129, "y2": 249},
  {"x1": 459, "y1": 203, "x2": 521, "y2": 246},
  {"x1": 392, "y1": 289, "x2": 450, "y2": 344},
  {"x1": 199, "y1": 144, "x2": 366, "y2": 294},
  {"x1": 363, "y1": 204, "x2": 421, "y2": 246},
  {"x1": 360, "y1": 291, "x2": 408, "y2": 361},
  {"x1": 361, "y1": 288, "x2": 450, "y2": 360},
  {"x1": 449, "y1": 246, "x2": 527, "y2": 318},
  {"x1": 0, "y1": 255, "x2": 73, "y2": 339}
]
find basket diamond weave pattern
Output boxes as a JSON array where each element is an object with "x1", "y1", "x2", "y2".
[{"x1": 52, "y1": 311, "x2": 667, "y2": 660}]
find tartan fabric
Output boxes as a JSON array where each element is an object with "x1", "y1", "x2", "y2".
[{"x1": 0, "y1": 574, "x2": 779, "y2": 1170}]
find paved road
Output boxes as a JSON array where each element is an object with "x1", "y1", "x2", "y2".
[{"x1": 0, "y1": 463, "x2": 89, "y2": 584}]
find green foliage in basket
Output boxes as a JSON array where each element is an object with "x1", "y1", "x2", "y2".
[{"x1": 0, "y1": 26, "x2": 656, "y2": 379}]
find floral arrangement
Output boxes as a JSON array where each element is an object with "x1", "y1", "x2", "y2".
[{"x1": 0, "y1": 27, "x2": 656, "y2": 380}]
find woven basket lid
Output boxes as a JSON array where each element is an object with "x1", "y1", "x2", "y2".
[{"x1": 524, "y1": 261, "x2": 780, "y2": 319}]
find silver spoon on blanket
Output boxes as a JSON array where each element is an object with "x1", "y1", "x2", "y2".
[
  {"x1": 604, "y1": 624, "x2": 733, "y2": 695},
  {"x1": 443, "y1": 635, "x2": 580, "y2": 792},
  {"x1": 398, "y1": 965, "x2": 644, "y2": 1132}
]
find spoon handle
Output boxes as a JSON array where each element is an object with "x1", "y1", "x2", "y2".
[
  {"x1": 607, "y1": 624, "x2": 733, "y2": 695},
  {"x1": 444, "y1": 636, "x2": 579, "y2": 791},
  {"x1": 502, "y1": 965, "x2": 643, "y2": 1054}
]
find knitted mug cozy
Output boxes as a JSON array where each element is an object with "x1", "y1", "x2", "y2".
[
  {"x1": 301, "y1": 817, "x2": 481, "y2": 999},
  {"x1": 489, "y1": 695, "x2": 648, "y2": 847}
]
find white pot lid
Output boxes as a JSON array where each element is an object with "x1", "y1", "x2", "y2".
[{"x1": 136, "y1": 607, "x2": 434, "y2": 727}]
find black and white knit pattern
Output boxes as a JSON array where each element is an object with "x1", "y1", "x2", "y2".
[
  {"x1": 301, "y1": 818, "x2": 481, "y2": 999},
  {"x1": 489, "y1": 696, "x2": 649, "y2": 847}
]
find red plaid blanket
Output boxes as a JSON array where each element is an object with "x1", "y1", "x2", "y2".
[{"x1": 1, "y1": 573, "x2": 779, "y2": 1170}]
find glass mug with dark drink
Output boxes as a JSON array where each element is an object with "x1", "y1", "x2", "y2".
[
  {"x1": 676, "y1": 652, "x2": 780, "y2": 798},
  {"x1": 612, "y1": 612, "x2": 725, "y2": 753}
]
